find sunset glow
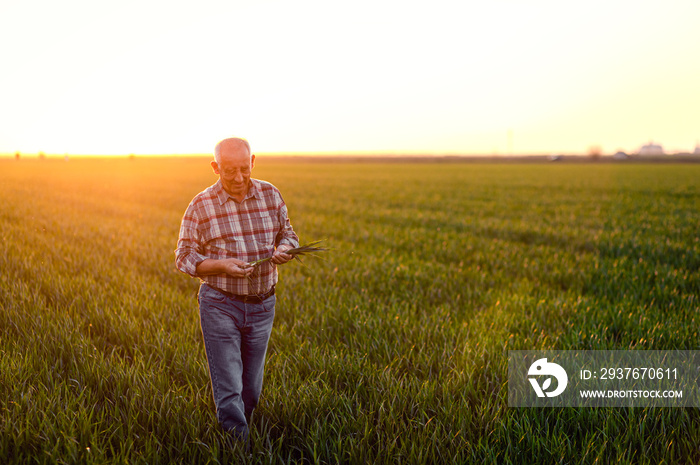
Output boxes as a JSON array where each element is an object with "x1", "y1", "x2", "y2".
[{"x1": 2, "y1": 0, "x2": 699, "y2": 156}]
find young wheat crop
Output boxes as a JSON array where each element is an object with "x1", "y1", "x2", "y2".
[{"x1": 0, "y1": 158, "x2": 698, "y2": 464}]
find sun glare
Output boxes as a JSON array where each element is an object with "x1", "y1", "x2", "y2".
[{"x1": 2, "y1": 0, "x2": 700, "y2": 157}]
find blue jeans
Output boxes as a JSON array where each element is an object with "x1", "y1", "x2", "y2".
[{"x1": 198, "y1": 283, "x2": 276, "y2": 440}]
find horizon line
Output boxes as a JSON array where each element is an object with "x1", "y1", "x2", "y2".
[
  {"x1": 4, "y1": 151, "x2": 700, "y2": 160},
  {"x1": 2, "y1": 150, "x2": 557, "y2": 157}
]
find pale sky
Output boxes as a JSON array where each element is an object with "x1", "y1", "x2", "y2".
[{"x1": 1, "y1": 0, "x2": 699, "y2": 156}]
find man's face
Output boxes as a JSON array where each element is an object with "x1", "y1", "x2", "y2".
[{"x1": 211, "y1": 141, "x2": 255, "y2": 200}]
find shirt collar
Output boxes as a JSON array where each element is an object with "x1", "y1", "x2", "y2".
[{"x1": 214, "y1": 179, "x2": 260, "y2": 206}]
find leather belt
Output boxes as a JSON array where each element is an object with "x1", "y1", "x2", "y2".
[{"x1": 209, "y1": 284, "x2": 275, "y2": 304}]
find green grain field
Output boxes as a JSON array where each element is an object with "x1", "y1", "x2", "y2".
[{"x1": 1, "y1": 157, "x2": 699, "y2": 464}]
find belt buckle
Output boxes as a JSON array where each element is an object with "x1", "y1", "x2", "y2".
[
  {"x1": 244, "y1": 294, "x2": 260, "y2": 303},
  {"x1": 240, "y1": 285, "x2": 274, "y2": 303}
]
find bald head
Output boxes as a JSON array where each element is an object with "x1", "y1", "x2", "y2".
[
  {"x1": 211, "y1": 137, "x2": 256, "y2": 201},
  {"x1": 214, "y1": 137, "x2": 251, "y2": 165}
]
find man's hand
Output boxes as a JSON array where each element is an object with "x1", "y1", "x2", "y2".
[
  {"x1": 196, "y1": 258, "x2": 253, "y2": 278},
  {"x1": 271, "y1": 244, "x2": 294, "y2": 265},
  {"x1": 220, "y1": 258, "x2": 254, "y2": 277}
]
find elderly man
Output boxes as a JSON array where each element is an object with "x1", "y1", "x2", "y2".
[{"x1": 175, "y1": 137, "x2": 299, "y2": 441}]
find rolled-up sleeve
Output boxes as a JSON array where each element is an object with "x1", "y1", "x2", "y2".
[
  {"x1": 275, "y1": 201, "x2": 299, "y2": 249},
  {"x1": 175, "y1": 201, "x2": 208, "y2": 277}
]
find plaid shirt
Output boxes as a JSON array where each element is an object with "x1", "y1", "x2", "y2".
[{"x1": 175, "y1": 178, "x2": 299, "y2": 295}]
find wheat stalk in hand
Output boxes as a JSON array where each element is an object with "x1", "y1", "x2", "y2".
[{"x1": 247, "y1": 240, "x2": 328, "y2": 267}]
